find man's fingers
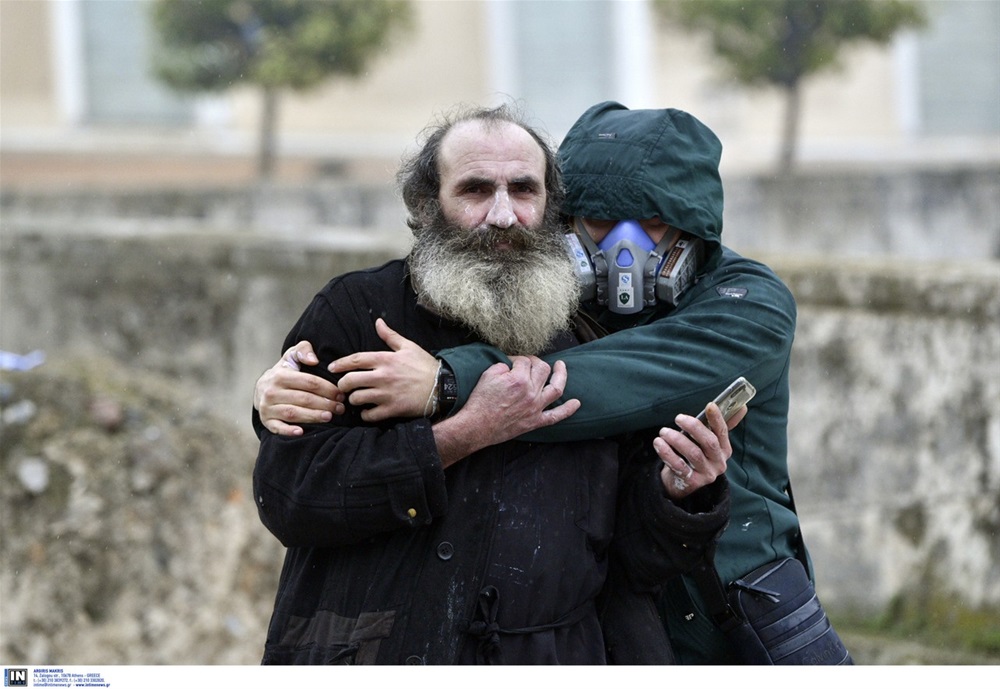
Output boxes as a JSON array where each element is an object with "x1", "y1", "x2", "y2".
[
  {"x1": 700, "y1": 402, "x2": 737, "y2": 454},
  {"x1": 268, "y1": 369, "x2": 343, "y2": 404},
  {"x1": 279, "y1": 400, "x2": 337, "y2": 423},
  {"x1": 506, "y1": 356, "x2": 531, "y2": 375},
  {"x1": 726, "y1": 404, "x2": 748, "y2": 430},
  {"x1": 260, "y1": 395, "x2": 338, "y2": 423},
  {"x1": 702, "y1": 402, "x2": 726, "y2": 433},
  {"x1": 676, "y1": 412, "x2": 720, "y2": 449},
  {"x1": 360, "y1": 403, "x2": 406, "y2": 423},
  {"x1": 528, "y1": 357, "x2": 552, "y2": 387},
  {"x1": 338, "y1": 369, "x2": 383, "y2": 395},
  {"x1": 329, "y1": 352, "x2": 378, "y2": 374},
  {"x1": 506, "y1": 356, "x2": 550, "y2": 384},
  {"x1": 542, "y1": 397, "x2": 580, "y2": 425},
  {"x1": 656, "y1": 406, "x2": 734, "y2": 498},
  {"x1": 660, "y1": 426, "x2": 703, "y2": 464},
  {"x1": 547, "y1": 360, "x2": 568, "y2": 392},
  {"x1": 257, "y1": 368, "x2": 343, "y2": 426},
  {"x1": 281, "y1": 341, "x2": 319, "y2": 370},
  {"x1": 538, "y1": 376, "x2": 567, "y2": 408},
  {"x1": 653, "y1": 434, "x2": 694, "y2": 477},
  {"x1": 346, "y1": 384, "x2": 393, "y2": 409},
  {"x1": 262, "y1": 417, "x2": 305, "y2": 437},
  {"x1": 374, "y1": 318, "x2": 411, "y2": 353}
]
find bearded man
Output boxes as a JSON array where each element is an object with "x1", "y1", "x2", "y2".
[{"x1": 252, "y1": 104, "x2": 732, "y2": 665}]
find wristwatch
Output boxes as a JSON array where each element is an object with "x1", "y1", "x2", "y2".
[{"x1": 436, "y1": 360, "x2": 458, "y2": 417}]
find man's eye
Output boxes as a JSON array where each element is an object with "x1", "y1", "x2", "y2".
[{"x1": 510, "y1": 183, "x2": 539, "y2": 195}]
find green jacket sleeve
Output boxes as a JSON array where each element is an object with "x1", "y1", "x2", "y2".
[{"x1": 436, "y1": 252, "x2": 796, "y2": 442}]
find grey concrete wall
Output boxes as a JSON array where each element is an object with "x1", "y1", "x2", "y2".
[
  {"x1": 0, "y1": 221, "x2": 406, "y2": 436},
  {"x1": 724, "y1": 165, "x2": 1000, "y2": 261},
  {"x1": 777, "y1": 256, "x2": 1000, "y2": 615},
  {"x1": 2, "y1": 221, "x2": 997, "y2": 618},
  {"x1": 3, "y1": 165, "x2": 998, "y2": 260},
  {"x1": 0, "y1": 182, "x2": 406, "y2": 237}
]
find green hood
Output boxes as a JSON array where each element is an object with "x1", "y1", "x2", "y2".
[{"x1": 558, "y1": 101, "x2": 724, "y2": 248}]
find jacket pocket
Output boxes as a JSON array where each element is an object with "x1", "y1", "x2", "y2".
[{"x1": 270, "y1": 609, "x2": 396, "y2": 664}]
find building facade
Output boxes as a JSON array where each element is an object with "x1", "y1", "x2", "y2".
[{"x1": 1, "y1": 0, "x2": 998, "y2": 173}]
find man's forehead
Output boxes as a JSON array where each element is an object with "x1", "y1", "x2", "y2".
[{"x1": 439, "y1": 120, "x2": 546, "y2": 182}]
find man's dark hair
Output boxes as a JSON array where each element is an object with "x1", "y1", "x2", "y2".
[{"x1": 397, "y1": 103, "x2": 565, "y2": 230}]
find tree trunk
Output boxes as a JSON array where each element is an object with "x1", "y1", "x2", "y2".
[
  {"x1": 779, "y1": 80, "x2": 801, "y2": 174},
  {"x1": 258, "y1": 86, "x2": 279, "y2": 179}
]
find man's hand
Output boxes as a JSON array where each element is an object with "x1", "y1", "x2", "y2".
[
  {"x1": 330, "y1": 318, "x2": 440, "y2": 422},
  {"x1": 254, "y1": 341, "x2": 344, "y2": 436},
  {"x1": 256, "y1": 319, "x2": 434, "y2": 431},
  {"x1": 654, "y1": 402, "x2": 747, "y2": 499},
  {"x1": 433, "y1": 356, "x2": 579, "y2": 468}
]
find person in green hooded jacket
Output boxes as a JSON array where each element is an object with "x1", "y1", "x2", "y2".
[{"x1": 255, "y1": 101, "x2": 802, "y2": 664}]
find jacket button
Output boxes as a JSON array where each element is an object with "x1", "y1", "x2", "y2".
[
  {"x1": 436, "y1": 541, "x2": 454, "y2": 561},
  {"x1": 405, "y1": 655, "x2": 424, "y2": 664}
]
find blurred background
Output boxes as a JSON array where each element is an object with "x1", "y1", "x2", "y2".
[{"x1": 1, "y1": 0, "x2": 998, "y2": 666}]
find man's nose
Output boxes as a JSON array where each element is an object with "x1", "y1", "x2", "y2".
[{"x1": 485, "y1": 189, "x2": 516, "y2": 228}]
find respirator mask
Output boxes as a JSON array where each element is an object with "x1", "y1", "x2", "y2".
[{"x1": 565, "y1": 219, "x2": 704, "y2": 315}]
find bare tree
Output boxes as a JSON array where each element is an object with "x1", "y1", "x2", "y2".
[{"x1": 655, "y1": 0, "x2": 925, "y2": 172}]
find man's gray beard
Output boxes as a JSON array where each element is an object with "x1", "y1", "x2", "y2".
[{"x1": 408, "y1": 210, "x2": 581, "y2": 356}]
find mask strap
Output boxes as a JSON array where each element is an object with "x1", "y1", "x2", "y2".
[
  {"x1": 573, "y1": 218, "x2": 609, "y2": 305},
  {"x1": 652, "y1": 227, "x2": 682, "y2": 257},
  {"x1": 574, "y1": 218, "x2": 603, "y2": 255},
  {"x1": 574, "y1": 217, "x2": 608, "y2": 278},
  {"x1": 640, "y1": 229, "x2": 683, "y2": 306}
]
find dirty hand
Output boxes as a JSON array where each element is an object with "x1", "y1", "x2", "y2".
[
  {"x1": 433, "y1": 356, "x2": 579, "y2": 467},
  {"x1": 654, "y1": 402, "x2": 746, "y2": 499}
]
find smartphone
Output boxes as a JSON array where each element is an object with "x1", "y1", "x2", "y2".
[
  {"x1": 674, "y1": 378, "x2": 756, "y2": 470},
  {"x1": 695, "y1": 377, "x2": 756, "y2": 426}
]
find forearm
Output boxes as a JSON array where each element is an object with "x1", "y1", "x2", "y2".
[
  {"x1": 437, "y1": 273, "x2": 796, "y2": 442},
  {"x1": 438, "y1": 330, "x2": 786, "y2": 442},
  {"x1": 432, "y1": 412, "x2": 486, "y2": 469},
  {"x1": 430, "y1": 358, "x2": 579, "y2": 467}
]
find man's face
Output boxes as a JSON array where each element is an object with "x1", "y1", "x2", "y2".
[
  {"x1": 407, "y1": 120, "x2": 579, "y2": 356},
  {"x1": 437, "y1": 120, "x2": 548, "y2": 240}
]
